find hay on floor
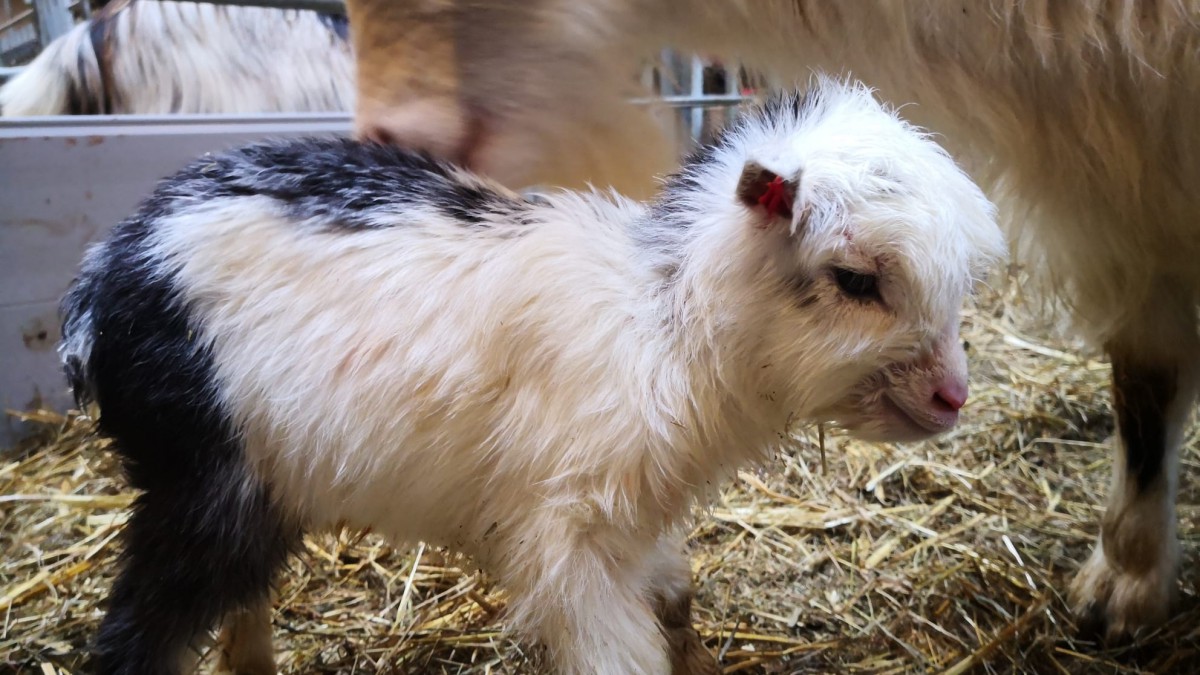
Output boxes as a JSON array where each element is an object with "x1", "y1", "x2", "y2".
[{"x1": 3, "y1": 278, "x2": 1199, "y2": 674}]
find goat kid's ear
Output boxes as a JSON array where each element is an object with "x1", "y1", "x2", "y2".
[{"x1": 737, "y1": 162, "x2": 802, "y2": 232}]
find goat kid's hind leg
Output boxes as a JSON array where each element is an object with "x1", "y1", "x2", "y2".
[
  {"x1": 215, "y1": 598, "x2": 278, "y2": 675},
  {"x1": 646, "y1": 531, "x2": 720, "y2": 675},
  {"x1": 92, "y1": 456, "x2": 295, "y2": 675},
  {"x1": 1069, "y1": 288, "x2": 1200, "y2": 639}
]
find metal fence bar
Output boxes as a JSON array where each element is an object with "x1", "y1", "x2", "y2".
[
  {"x1": 630, "y1": 94, "x2": 752, "y2": 108},
  {"x1": 0, "y1": 80, "x2": 755, "y2": 108},
  {"x1": 175, "y1": 0, "x2": 346, "y2": 13},
  {"x1": 688, "y1": 56, "x2": 705, "y2": 141},
  {"x1": 0, "y1": 7, "x2": 34, "y2": 33},
  {"x1": 33, "y1": 0, "x2": 72, "y2": 43}
]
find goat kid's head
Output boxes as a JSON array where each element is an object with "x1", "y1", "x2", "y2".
[{"x1": 668, "y1": 79, "x2": 1006, "y2": 443}]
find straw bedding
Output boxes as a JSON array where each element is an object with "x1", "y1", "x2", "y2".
[{"x1": 3, "y1": 276, "x2": 1198, "y2": 674}]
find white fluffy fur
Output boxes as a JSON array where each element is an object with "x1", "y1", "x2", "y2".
[
  {"x1": 0, "y1": 14, "x2": 99, "y2": 116},
  {"x1": 108, "y1": 80, "x2": 1001, "y2": 674},
  {"x1": 345, "y1": 0, "x2": 1200, "y2": 639},
  {"x1": 0, "y1": 0, "x2": 353, "y2": 116}
]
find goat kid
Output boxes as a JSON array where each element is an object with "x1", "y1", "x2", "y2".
[{"x1": 61, "y1": 79, "x2": 1003, "y2": 675}]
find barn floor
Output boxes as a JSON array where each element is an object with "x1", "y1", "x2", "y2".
[{"x1": 3, "y1": 276, "x2": 1199, "y2": 675}]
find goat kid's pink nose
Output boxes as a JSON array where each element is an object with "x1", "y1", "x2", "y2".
[{"x1": 932, "y1": 379, "x2": 968, "y2": 412}]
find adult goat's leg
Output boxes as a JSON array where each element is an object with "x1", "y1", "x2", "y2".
[
  {"x1": 1070, "y1": 284, "x2": 1199, "y2": 639},
  {"x1": 343, "y1": 0, "x2": 469, "y2": 159}
]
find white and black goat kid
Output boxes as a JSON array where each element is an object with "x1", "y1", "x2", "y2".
[{"x1": 60, "y1": 78, "x2": 1003, "y2": 675}]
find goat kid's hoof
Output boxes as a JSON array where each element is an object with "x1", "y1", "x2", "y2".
[
  {"x1": 212, "y1": 655, "x2": 278, "y2": 675},
  {"x1": 665, "y1": 625, "x2": 721, "y2": 675},
  {"x1": 1068, "y1": 545, "x2": 1174, "y2": 642},
  {"x1": 212, "y1": 661, "x2": 278, "y2": 675}
]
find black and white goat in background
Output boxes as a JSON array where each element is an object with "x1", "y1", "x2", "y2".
[
  {"x1": 60, "y1": 78, "x2": 1003, "y2": 675},
  {"x1": 0, "y1": 0, "x2": 353, "y2": 116}
]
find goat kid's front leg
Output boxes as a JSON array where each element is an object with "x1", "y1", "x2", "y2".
[
  {"x1": 646, "y1": 532, "x2": 720, "y2": 675},
  {"x1": 1070, "y1": 302, "x2": 1199, "y2": 639},
  {"x1": 508, "y1": 533, "x2": 672, "y2": 675}
]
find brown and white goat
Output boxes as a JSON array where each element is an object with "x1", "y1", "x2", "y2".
[
  {"x1": 343, "y1": 0, "x2": 1200, "y2": 640},
  {"x1": 0, "y1": 0, "x2": 353, "y2": 116},
  {"x1": 60, "y1": 78, "x2": 1002, "y2": 675}
]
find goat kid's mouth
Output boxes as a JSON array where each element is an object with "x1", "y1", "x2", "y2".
[
  {"x1": 880, "y1": 393, "x2": 958, "y2": 437},
  {"x1": 824, "y1": 387, "x2": 959, "y2": 444}
]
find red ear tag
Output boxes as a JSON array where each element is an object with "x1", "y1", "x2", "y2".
[{"x1": 758, "y1": 175, "x2": 793, "y2": 219}]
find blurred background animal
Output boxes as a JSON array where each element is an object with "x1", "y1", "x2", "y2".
[{"x1": 0, "y1": 0, "x2": 354, "y2": 116}]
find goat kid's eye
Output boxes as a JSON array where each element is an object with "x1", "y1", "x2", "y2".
[{"x1": 833, "y1": 267, "x2": 881, "y2": 301}]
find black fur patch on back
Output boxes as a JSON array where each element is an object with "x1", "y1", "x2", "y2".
[{"x1": 144, "y1": 136, "x2": 514, "y2": 229}]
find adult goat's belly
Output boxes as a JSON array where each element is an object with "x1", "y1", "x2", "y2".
[{"x1": 752, "y1": 2, "x2": 1200, "y2": 336}]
